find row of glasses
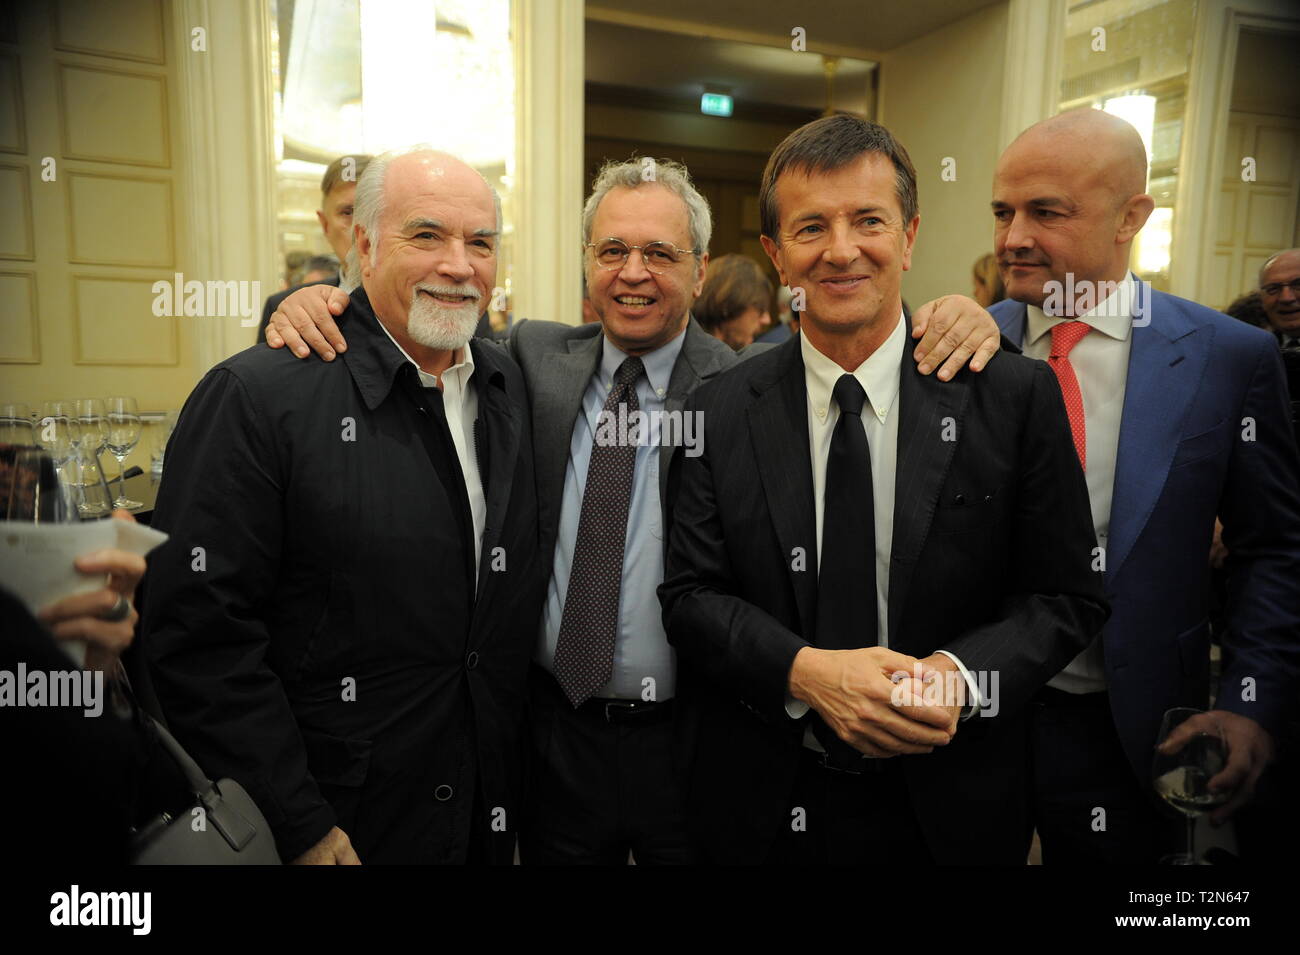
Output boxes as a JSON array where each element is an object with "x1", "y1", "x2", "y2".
[{"x1": 1, "y1": 397, "x2": 143, "y2": 514}]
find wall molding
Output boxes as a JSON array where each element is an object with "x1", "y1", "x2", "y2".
[
  {"x1": 1178, "y1": 0, "x2": 1300, "y2": 301},
  {"x1": 0, "y1": 160, "x2": 34, "y2": 260},
  {"x1": 51, "y1": 0, "x2": 167, "y2": 65},
  {"x1": 55, "y1": 60, "x2": 171, "y2": 167},
  {"x1": 0, "y1": 269, "x2": 39, "y2": 363},
  {"x1": 70, "y1": 272, "x2": 179, "y2": 366}
]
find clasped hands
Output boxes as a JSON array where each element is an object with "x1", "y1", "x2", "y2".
[{"x1": 789, "y1": 646, "x2": 967, "y2": 757}]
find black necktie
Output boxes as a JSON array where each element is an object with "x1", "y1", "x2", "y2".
[
  {"x1": 553, "y1": 356, "x2": 644, "y2": 706},
  {"x1": 812, "y1": 374, "x2": 878, "y2": 760}
]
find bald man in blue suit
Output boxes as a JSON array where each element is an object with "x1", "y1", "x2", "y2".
[{"x1": 988, "y1": 108, "x2": 1300, "y2": 864}]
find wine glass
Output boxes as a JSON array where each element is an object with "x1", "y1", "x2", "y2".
[
  {"x1": 1, "y1": 443, "x2": 75, "y2": 523},
  {"x1": 1151, "y1": 707, "x2": 1229, "y2": 865},
  {"x1": 0, "y1": 402, "x2": 34, "y2": 445},
  {"x1": 73, "y1": 399, "x2": 112, "y2": 518},
  {"x1": 37, "y1": 400, "x2": 82, "y2": 477},
  {"x1": 148, "y1": 409, "x2": 177, "y2": 477},
  {"x1": 105, "y1": 397, "x2": 143, "y2": 510}
]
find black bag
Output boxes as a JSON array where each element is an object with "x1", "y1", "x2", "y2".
[{"x1": 130, "y1": 714, "x2": 282, "y2": 865}]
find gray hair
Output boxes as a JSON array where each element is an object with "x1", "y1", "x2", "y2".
[
  {"x1": 582, "y1": 157, "x2": 712, "y2": 257},
  {"x1": 345, "y1": 144, "x2": 503, "y2": 291}
]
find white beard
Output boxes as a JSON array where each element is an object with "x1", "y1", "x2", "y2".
[{"x1": 406, "y1": 286, "x2": 481, "y2": 350}]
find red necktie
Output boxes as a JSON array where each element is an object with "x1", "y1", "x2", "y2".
[{"x1": 1048, "y1": 321, "x2": 1090, "y2": 470}]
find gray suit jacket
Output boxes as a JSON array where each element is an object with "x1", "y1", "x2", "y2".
[{"x1": 508, "y1": 317, "x2": 740, "y2": 569}]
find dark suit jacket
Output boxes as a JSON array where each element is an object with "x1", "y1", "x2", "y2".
[
  {"x1": 143, "y1": 288, "x2": 544, "y2": 864},
  {"x1": 992, "y1": 286, "x2": 1300, "y2": 778},
  {"x1": 658, "y1": 325, "x2": 1109, "y2": 864}
]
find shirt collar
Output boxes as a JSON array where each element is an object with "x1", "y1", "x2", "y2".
[
  {"x1": 801, "y1": 311, "x2": 905, "y2": 424},
  {"x1": 1026, "y1": 272, "x2": 1137, "y2": 346},
  {"x1": 598, "y1": 321, "x2": 686, "y2": 397},
  {"x1": 373, "y1": 306, "x2": 475, "y2": 390}
]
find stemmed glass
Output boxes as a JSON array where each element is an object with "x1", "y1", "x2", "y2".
[
  {"x1": 74, "y1": 399, "x2": 112, "y2": 517},
  {"x1": 37, "y1": 400, "x2": 82, "y2": 477},
  {"x1": 1, "y1": 443, "x2": 75, "y2": 523},
  {"x1": 1152, "y1": 707, "x2": 1229, "y2": 865},
  {"x1": 105, "y1": 397, "x2": 143, "y2": 510}
]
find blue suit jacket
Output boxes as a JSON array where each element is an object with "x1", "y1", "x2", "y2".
[{"x1": 991, "y1": 284, "x2": 1300, "y2": 778}]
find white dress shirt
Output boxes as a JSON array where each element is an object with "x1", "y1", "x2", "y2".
[
  {"x1": 376, "y1": 322, "x2": 487, "y2": 585},
  {"x1": 787, "y1": 313, "x2": 981, "y2": 744},
  {"x1": 1023, "y1": 272, "x2": 1136, "y2": 693}
]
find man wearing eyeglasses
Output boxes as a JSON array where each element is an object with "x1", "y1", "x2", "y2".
[
  {"x1": 264, "y1": 156, "x2": 1005, "y2": 864},
  {"x1": 1260, "y1": 250, "x2": 1300, "y2": 350}
]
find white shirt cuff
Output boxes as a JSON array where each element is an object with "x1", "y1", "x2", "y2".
[
  {"x1": 935, "y1": 650, "x2": 982, "y2": 720},
  {"x1": 784, "y1": 691, "x2": 810, "y2": 719}
]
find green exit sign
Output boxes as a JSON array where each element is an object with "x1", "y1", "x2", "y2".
[{"x1": 700, "y1": 93, "x2": 733, "y2": 117}]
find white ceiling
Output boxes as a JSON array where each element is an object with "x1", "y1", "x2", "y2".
[
  {"x1": 586, "y1": 20, "x2": 876, "y2": 114},
  {"x1": 586, "y1": 0, "x2": 1004, "y2": 55}
]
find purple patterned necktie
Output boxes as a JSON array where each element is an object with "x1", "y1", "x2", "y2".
[{"x1": 553, "y1": 355, "x2": 645, "y2": 707}]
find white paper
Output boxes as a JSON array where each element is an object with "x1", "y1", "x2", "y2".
[{"x1": 0, "y1": 519, "x2": 168, "y2": 665}]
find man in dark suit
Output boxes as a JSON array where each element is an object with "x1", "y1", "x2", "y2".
[
  {"x1": 988, "y1": 110, "x2": 1300, "y2": 863},
  {"x1": 256, "y1": 154, "x2": 371, "y2": 343},
  {"x1": 142, "y1": 149, "x2": 544, "y2": 864},
  {"x1": 263, "y1": 159, "x2": 1007, "y2": 865},
  {"x1": 659, "y1": 114, "x2": 1109, "y2": 865}
]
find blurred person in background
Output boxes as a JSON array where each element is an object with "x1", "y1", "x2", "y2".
[
  {"x1": 1259, "y1": 249, "x2": 1300, "y2": 350},
  {"x1": 301, "y1": 253, "x2": 340, "y2": 287},
  {"x1": 693, "y1": 253, "x2": 774, "y2": 350},
  {"x1": 282, "y1": 249, "x2": 312, "y2": 290},
  {"x1": 971, "y1": 251, "x2": 1006, "y2": 308},
  {"x1": 1223, "y1": 291, "x2": 1268, "y2": 329},
  {"x1": 257, "y1": 153, "x2": 374, "y2": 341}
]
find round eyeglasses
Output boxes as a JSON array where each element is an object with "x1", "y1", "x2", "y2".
[{"x1": 586, "y1": 238, "x2": 698, "y2": 274}]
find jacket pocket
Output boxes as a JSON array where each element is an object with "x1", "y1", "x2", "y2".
[
  {"x1": 301, "y1": 728, "x2": 373, "y2": 788},
  {"x1": 931, "y1": 486, "x2": 1004, "y2": 535},
  {"x1": 1170, "y1": 420, "x2": 1226, "y2": 470}
]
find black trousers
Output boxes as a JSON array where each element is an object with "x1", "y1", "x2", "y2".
[
  {"x1": 765, "y1": 747, "x2": 933, "y2": 865},
  {"x1": 519, "y1": 666, "x2": 697, "y2": 865},
  {"x1": 1029, "y1": 687, "x2": 1174, "y2": 864}
]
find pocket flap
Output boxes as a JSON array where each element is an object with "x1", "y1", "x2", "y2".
[{"x1": 300, "y1": 729, "x2": 372, "y2": 788}]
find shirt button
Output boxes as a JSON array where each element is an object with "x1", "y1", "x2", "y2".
[
  {"x1": 816, "y1": 407, "x2": 827, "y2": 418},
  {"x1": 434, "y1": 784, "x2": 454, "y2": 801},
  {"x1": 955, "y1": 493, "x2": 967, "y2": 505},
  {"x1": 656, "y1": 387, "x2": 665, "y2": 397},
  {"x1": 466, "y1": 651, "x2": 479, "y2": 670}
]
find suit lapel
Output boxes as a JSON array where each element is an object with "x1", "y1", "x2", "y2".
[
  {"x1": 1108, "y1": 289, "x2": 1206, "y2": 581},
  {"x1": 993, "y1": 301, "x2": 1028, "y2": 349},
  {"x1": 888, "y1": 335, "x2": 970, "y2": 644},
  {"x1": 660, "y1": 321, "x2": 728, "y2": 510},
  {"x1": 747, "y1": 338, "x2": 818, "y2": 639},
  {"x1": 533, "y1": 333, "x2": 603, "y2": 519}
]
